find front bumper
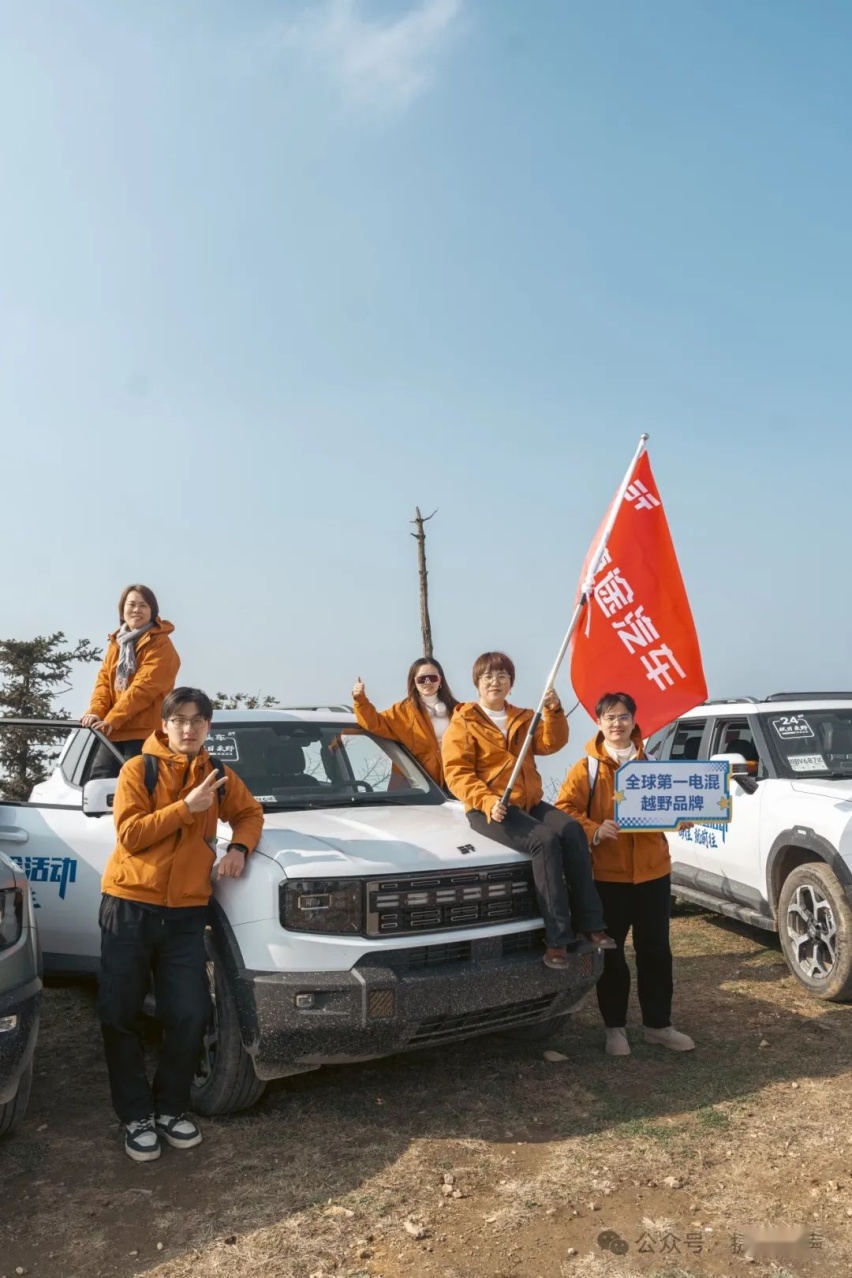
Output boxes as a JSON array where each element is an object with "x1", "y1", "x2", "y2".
[
  {"x1": 0, "y1": 975, "x2": 41, "y2": 1105},
  {"x1": 233, "y1": 931, "x2": 602, "y2": 1080}
]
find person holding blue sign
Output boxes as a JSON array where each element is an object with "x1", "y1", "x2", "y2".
[{"x1": 556, "y1": 692, "x2": 694, "y2": 1057}]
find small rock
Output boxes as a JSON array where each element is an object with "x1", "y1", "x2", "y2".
[
  {"x1": 759, "y1": 1039, "x2": 769, "y2": 1048},
  {"x1": 324, "y1": 1205, "x2": 355, "y2": 1218},
  {"x1": 484, "y1": 1214, "x2": 499, "y2": 1224},
  {"x1": 16, "y1": 1269, "x2": 27, "y2": 1276},
  {"x1": 129, "y1": 1251, "x2": 139, "y2": 1258},
  {"x1": 589, "y1": 1202, "x2": 599, "y2": 1211},
  {"x1": 442, "y1": 1172, "x2": 455, "y2": 1186},
  {"x1": 663, "y1": 1176, "x2": 682, "y2": 1189},
  {"x1": 543, "y1": 1050, "x2": 568, "y2": 1063},
  {"x1": 36, "y1": 1124, "x2": 48, "y2": 1132},
  {"x1": 441, "y1": 1184, "x2": 454, "y2": 1197},
  {"x1": 403, "y1": 1219, "x2": 428, "y2": 1240},
  {"x1": 452, "y1": 1189, "x2": 463, "y2": 1199},
  {"x1": 156, "y1": 1243, "x2": 164, "y2": 1251},
  {"x1": 567, "y1": 1248, "x2": 578, "y2": 1257},
  {"x1": 791, "y1": 1082, "x2": 799, "y2": 1088}
]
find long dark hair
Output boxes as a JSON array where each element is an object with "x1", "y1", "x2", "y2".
[{"x1": 406, "y1": 657, "x2": 459, "y2": 713}]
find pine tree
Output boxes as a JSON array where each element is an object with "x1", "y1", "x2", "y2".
[
  {"x1": 0, "y1": 633, "x2": 101, "y2": 801},
  {"x1": 212, "y1": 692, "x2": 280, "y2": 710}
]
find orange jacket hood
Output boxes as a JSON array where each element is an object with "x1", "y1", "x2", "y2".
[
  {"x1": 442, "y1": 700, "x2": 568, "y2": 815},
  {"x1": 86, "y1": 619, "x2": 180, "y2": 743},
  {"x1": 555, "y1": 725, "x2": 670, "y2": 884},
  {"x1": 101, "y1": 731, "x2": 264, "y2": 908}
]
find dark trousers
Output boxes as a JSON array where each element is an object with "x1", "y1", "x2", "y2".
[
  {"x1": 98, "y1": 895, "x2": 211, "y2": 1123},
  {"x1": 467, "y1": 801, "x2": 605, "y2": 948},
  {"x1": 90, "y1": 737, "x2": 144, "y2": 780},
  {"x1": 595, "y1": 875, "x2": 673, "y2": 1029}
]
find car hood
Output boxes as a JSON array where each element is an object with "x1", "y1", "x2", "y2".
[
  {"x1": 253, "y1": 802, "x2": 527, "y2": 877},
  {"x1": 790, "y1": 778, "x2": 852, "y2": 803}
]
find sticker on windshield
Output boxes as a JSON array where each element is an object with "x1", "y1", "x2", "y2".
[
  {"x1": 205, "y1": 732, "x2": 239, "y2": 761},
  {"x1": 771, "y1": 715, "x2": 814, "y2": 740},
  {"x1": 253, "y1": 794, "x2": 277, "y2": 803},
  {"x1": 788, "y1": 753, "x2": 827, "y2": 773}
]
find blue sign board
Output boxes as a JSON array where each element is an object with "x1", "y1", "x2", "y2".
[{"x1": 614, "y1": 760, "x2": 731, "y2": 831}]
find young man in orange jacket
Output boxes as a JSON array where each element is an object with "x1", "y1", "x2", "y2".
[{"x1": 98, "y1": 687, "x2": 263, "y2": 1161}]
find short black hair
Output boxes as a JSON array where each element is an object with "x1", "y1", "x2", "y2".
[
  {"x1": 162, "y1": 687, "x2": 214, "y2": 722},
  {"x1": 595, "y1": 691, "x2": 637, "y2": 719}
]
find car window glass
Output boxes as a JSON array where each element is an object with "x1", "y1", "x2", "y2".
[{"x1": 669, "y1": 719, "x2": 707, "y2": 761}]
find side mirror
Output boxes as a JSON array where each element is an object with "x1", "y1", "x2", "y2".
[
  {"x1": 82, "y1": 778, "x2": 116, "y2": 818},
  {"x1": 711, "y1": 752, "x2": 759, "y2": 794}
]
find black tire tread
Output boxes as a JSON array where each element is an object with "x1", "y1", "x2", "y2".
[
  {"x1": 190, "y1": 943, "x2": 266, "y2": 1116},
  {"x1": 777, "y1": 861, "x2": 852, "y2": 1002},
  {"x1": 0, "y1": 1062, "x2": 33, "y2": 1137}
]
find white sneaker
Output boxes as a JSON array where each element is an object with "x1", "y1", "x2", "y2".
[
  {"x1": 644, "y1": 1025, "x2": 695, "y2": 1051},
  {"x1": 605, "y1": 1027, "x2": 631, "y2": 1056},
  {"x1": 155, "y1": 1113, "x2": 203, "y2": 1149},
  {"x1": 124, "y1": 1116, "x2": 161, "y2": 1162}
]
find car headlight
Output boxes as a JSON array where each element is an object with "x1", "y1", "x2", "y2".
[
  {"x1": 0, "y1": 889, "x2": 23, "y2": 950},
  {"x1": 280, "y1": 879, "x2": 364, "y2": 935}
]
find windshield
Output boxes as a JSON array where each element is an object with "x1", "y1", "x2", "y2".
[
  {"x1": 759, "y1": 710, "x2": 852, "y2": 779},
  {"x1": 203, "y1": 721, "x2": 443, "y2": 809}
]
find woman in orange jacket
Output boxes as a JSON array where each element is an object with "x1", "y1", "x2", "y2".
[
  {"x1": 352, "y1": 657, "x2": 458, "y2": 788},
  {"x1": 442, "y1": 650, "x2": 614, "y2": 969},
  {"x1": 82, "y1": 584, "x2": 180, "y2": 778},
  {"x1": 556, "y1": 690, "x2": 694, "y2": 1056}
]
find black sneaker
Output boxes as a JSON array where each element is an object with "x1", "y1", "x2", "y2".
[
  {"x1": 155, "y1": 1113, "x2": 203, "y2": 1149},
  {"x1": 125, "y1": 1116, "x2": 161, "y2": 1162}
]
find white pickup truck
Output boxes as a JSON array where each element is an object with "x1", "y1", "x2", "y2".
[{"x1": 0, "y1": 709, "x2": 600, "y2": 1114}]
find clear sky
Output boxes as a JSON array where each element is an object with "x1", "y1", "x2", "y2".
[{"x1": 2, "y1": 0, "x2": 850, "y2": 770}]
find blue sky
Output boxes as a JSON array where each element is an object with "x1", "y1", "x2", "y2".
[{"x1": 1, "y1": 0, "x2": 850, "y2": 770}]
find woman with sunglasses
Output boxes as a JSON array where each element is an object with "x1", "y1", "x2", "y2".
[{"x1": 351, "y1": 658, "x2": 459, "y2": 789}]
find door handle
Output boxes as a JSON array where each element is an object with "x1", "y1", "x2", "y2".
[{"x1": 0, "y1": 828, "x2": 29, "y2": 844}]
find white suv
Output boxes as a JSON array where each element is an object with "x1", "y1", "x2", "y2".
[
  {"x1": 647, "y1": 693, "x2": 852, "y2": 1000},
  {"x1": 0, "y1": 709, "x2": 600, "y2": 1114}
]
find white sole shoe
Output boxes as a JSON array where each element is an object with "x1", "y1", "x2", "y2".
[
  {"x1": 605, "y1": 1028, "x2": 631, "y2": 1056},
  {"x1": 644, "y1": 1025, "x2": 695, "y2": 1051}
]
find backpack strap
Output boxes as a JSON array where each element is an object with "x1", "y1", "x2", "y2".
[
  {"x1": 141, "y1": 753, "x2": 226, "y2": 804},
  {"x1": 586, "y1": 755, "x2": 599, "y2": 817},
  {"x1": 143, "y1": 753, "x2": 158, "y2": 797}
]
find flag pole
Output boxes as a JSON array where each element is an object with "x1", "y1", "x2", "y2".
[{"x1": 500, "y1": 432, "x2": 650, "y2": 807}]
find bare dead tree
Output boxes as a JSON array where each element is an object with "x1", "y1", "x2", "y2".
[{"x1": 410, "y1": 506, "x2": 437, "y2": 658}]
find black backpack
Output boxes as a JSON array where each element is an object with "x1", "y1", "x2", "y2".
[{"x1": 142, "y1": 754, "x2": 226, "y2": 804}]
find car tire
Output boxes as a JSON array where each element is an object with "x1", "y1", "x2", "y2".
[
  {"x1": 0, "y1": 1062, "x2": 33, "y2": 1137},
  {"x1": 777, "y1": 862, "x2": 852, "y2": 1001},
  {"x1": 190, "y1": 938, "x2": 266, "y2": 1116}
]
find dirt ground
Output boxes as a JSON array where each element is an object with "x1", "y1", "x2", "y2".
[{"x1": 2, "y1": 904, "x2": 852, "y2": 1278}]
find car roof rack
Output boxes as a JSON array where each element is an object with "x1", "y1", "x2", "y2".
[
  {"x1": 764, "y1": 692, "x2": 852, "y2": 701},
  {"x1": 281, "y1": 704, "x2": 353, "y2": 713},
  {"x1": 701, "y1": 697, "x2": 759, "y2": 705}
]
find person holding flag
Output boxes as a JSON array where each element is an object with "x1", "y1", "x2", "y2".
[
  {"x1": 441, "y1": 651, "x2": 615, "y2": 968},
  {"x1": 556, "y1": 692, "x2": 695, "y2": 1057}
]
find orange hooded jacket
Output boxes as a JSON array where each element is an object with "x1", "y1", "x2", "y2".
[
  {"x1": 101, "y1": 731, "x2": 264, "y2": 909},
  {"x1": 555, "y1": 728, "x2": 671, "y2": 884},
  {"x1": 86, "y1": 619, "x2": 180, "y2": 743},
  {"x1": 353, "y1": 693, "x2": 453, "y2": 787},
  {"x1": 441, "y1": 701, "x2": 569, "y2": 816}
]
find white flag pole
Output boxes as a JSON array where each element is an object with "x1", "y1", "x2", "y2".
[{"x1": 499, "y1": 432, "x2": 650, "y2": 807}]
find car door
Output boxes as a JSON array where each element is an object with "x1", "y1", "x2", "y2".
[
  {"x1": 0, "y1": 722, "x2": 121, "y2": 971},
  {"x1": 698, "y1": 715, "x2": 766, "y2": 902},
  {"x1": 659, "y1": 716, "x2": 713, "y2": 884}
]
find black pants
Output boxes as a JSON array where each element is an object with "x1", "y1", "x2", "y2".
[
  {"x1": 89, "y1": 737, "x2": 144, "y2": 780},
  {"x1": 595, "y1": 875, "x2": 673, "y2": 1029},
  {"x1": 98, "y1": 895, "x2": 211, "y2": 1123},
  {"x1": 467, "y1": 801, "x2": 605, "y2": 948}
]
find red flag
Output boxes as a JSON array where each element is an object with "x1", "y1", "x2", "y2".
[{"x1": 570, "y1": 452, "x2": 707, "y2": 737}]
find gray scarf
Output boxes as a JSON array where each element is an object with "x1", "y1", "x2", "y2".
[{"x1": 114, "y1": 621, "x2": 155, "y2": 691}]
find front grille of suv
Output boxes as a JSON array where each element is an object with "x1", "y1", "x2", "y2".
[
  {"x1": 407, "y1": 994, "x2": 558, "y2": 1045},
  {"x1": 365, "y1": 864, "x2": 537, "y2": 937}
]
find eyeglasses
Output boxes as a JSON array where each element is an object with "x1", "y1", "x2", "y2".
[
  {"x1": 601, "y1": 714, "x2": 632, "y2": 724},
  {"x1": 415, "y1": 675, "x2": 441, "y2": 685},
  {"x1": 481, "y1": 672, "x2": 511, "y2": 683},
  {"x1": 167, "y1": 716, "x2": 209, "y2": 730}
]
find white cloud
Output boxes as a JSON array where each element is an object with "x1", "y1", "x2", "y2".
[{"x1": 277, "y1": 0, "x2": 462, "y2": 110}]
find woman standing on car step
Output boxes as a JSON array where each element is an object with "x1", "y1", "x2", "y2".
[
  {"x1": 352, "y1": 658, "x2": 459, "y2": 789},
  {"x1": 82, "y1": 584, "x2": 180, "y2": 779}
]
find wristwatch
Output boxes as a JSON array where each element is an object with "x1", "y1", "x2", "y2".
[{"x1": 227, "y1": 842, "x2": 249, "y2": 856}]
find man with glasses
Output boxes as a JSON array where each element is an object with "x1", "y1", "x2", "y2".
[
  {"x1": 442, "y1": 652, "x2": 614, "y2": 969},
  {"x1": 556, "y1": 691, "x2": 695, "y2": 1056},
  {"x1": 98, "y1": 687, "x2": 263, "y2": 1160}
]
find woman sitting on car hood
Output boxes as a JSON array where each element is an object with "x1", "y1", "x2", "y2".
[
  {"x1": 352, "y1": 658, "x2": 459, "y2": 789},
  {"x1": 82, "y1": 583, "x2": 180, "y2": 779}
]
